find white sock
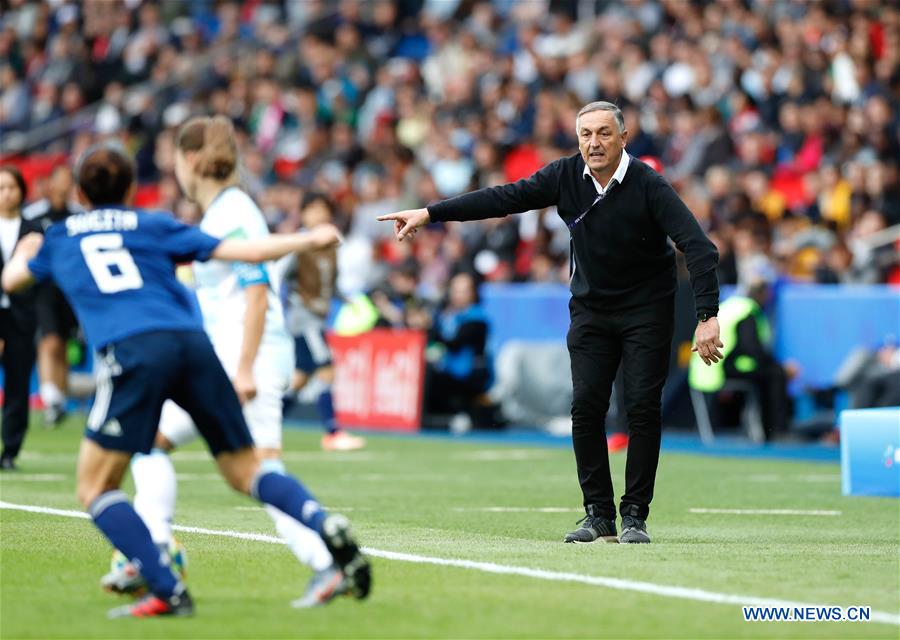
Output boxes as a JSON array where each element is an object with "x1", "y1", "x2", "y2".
[
  {"x1": 266, "y1": 505, "x2": 334, "y2": 572},
  {"x1": 39, "y1": 382, "x2": 65, "y2": 407},
  {"x1": 131, "y1": 449, "x2": 176, "y2": 546}
]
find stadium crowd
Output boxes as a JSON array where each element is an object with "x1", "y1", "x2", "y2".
[{"x1": 1, "y1": 0, "x2": 898, "y2": 303}]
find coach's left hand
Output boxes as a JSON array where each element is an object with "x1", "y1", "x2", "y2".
[
  {"x1": 692, "y1": 317, "x2": 724, "y2": 366},
  {"x1": 234, "y1": 368, "x2": 258, "y2": 404}
]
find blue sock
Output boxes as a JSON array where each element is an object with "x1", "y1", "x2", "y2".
[
  {"x1": 251, "y1": 471, "x2": 327, "y2": 534},
  {"x1": 317, "y1": 389, "x2": 338, "y2": 435},
  {"x1": 89, "y1": 490, "x2": 180, "y2": 598}
]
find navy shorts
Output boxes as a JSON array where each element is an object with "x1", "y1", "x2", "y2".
[
  {"x1": 85, "y1": 330, "x2": 254, "y2": 456},
  {"x1": 294, "y1": 329, "x2": 332, "y2": 374}
]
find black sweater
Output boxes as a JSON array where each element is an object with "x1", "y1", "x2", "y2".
[{"x1": 428, "y1": 153, "x2": 719, "y2": 318}]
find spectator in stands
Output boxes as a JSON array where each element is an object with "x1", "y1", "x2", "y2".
[
  {"x1": 836, "y1": 338, "x2": 900, "y2": 410},
  {"x1": 22, "y1": 165, "x2": 81, "y2": 426},
  {"x1": 410, "y1": 272, "x2": 492, "y2": 430},
  {"x1": 0, "y1": 63, "x2": 29, "y2": 133},
  {"x1": 0, "y1": 166, "x2": 40, "y2": 470},
  {"x1": 370, "y1": 259, "x2": 423, "y2": 328}
]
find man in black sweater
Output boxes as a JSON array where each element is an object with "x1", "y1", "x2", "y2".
[{"x1": 378, "y1": 102, "x2": 723, "y2": 544}]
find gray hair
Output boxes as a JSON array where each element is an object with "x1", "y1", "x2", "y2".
[{"x1": 575, "y1": 101, "x2": 625, "y2": 134}]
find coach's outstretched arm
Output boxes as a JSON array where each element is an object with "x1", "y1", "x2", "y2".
[
  {"x1": 378, "y1": 160, "x2": 562, "y2": 241},
  {"x1": 213, "y1": 224, "x2": 343, "y2": 262}
]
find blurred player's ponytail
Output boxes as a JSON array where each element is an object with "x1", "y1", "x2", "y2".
[{"x1": 176, "y1": 116, "x2": 237, "y2": 181}]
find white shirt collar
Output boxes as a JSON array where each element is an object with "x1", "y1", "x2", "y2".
[{"x1": 583, "y1": 151, "x2": 630, "y2": 196}]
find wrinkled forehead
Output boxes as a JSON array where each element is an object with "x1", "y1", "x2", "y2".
[{"x1": 577, "y1": 109, "x2": 619, "y2": 132}]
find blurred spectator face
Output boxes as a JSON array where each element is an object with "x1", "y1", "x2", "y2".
[
  {"x1": 577, "y1": 109, "x2": 627, "y2": 176},
  {"x1": 60, "y1": 83, "x2": 84, "y2": 114},
  {"x1": 706, "y1": 166, "x2": 731, "y2": 199},
  {"x1": 301, "y1": 197, "x2": 333, "y2": 229},
  {"x1": 48, "y1": 167, "x2": 74, "y2": 206},
  {"x1": 0, "y1": 64, "x2": 16, "y2": 89},
  {"x1": 175, "y1": 198, "x2": 202, "y2": 225},
  {"x1": 733, "y1": 228, "x2": 757, "y2": 257},
  {"x1": 0, "y1": 171, "x2": 24, "y2": 212},
  {"x1": 448, "y1": 272, "x2": 477, "y2": 311},
  {"x1": 389, "y1": 268, "x2": 417, "y2": 297},
  {"x1": 853, "y1": 210, "x2": 886, "y2": 239},
  {"x1": 154, "y1": 130, "x2": 176, "y2": 175},
  {"x1": 158, "y1": 175, "x2": 180, "y2": 211},
  {"x1": 529, "y1": 253, "x2": 556, "y2": 282}
]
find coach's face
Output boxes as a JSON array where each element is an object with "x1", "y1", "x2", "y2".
[{"x1": 578, "y1": 110, "x2": 627, "y2": 176}]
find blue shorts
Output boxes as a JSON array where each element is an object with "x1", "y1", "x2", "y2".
[
  {"x1": 85, "y1": 330, "x2": 254, "y2": 456},
  {"x1": 294, "y1": 329, "x2": 332, "y2": 374}
]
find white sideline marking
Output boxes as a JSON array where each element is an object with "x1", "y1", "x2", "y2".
[
  {"x1": 1, "y1": 500, "x2": 896, "y2": 627},
  {"x1": 690, "y1": 508, "x2": 842, "y2": 516},
  {"x1": 453, "y1": 449, "x2": 553, "y2": 461},
  {"x1": 747, "y1": 474, "x2": 839, "y2": 483},
  {"x1": 170, "y1": 451, "x2": 391, "y2": 463},
  {"x1": 234, "y1": 506, "x2": 373, "y2": 512},
  {"x1": 453, "y1": 507, "x2": 574, "y2": 513},
  {"x1": 0, "y1": 473, "x2": 67, "y2": 481}
]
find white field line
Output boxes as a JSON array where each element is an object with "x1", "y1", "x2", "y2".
[
  {"x1": 234, "y1": 506, "x2": 374, "y2": 512},
  {"x1": 689, "y1": 508, "x2": 842, "y2": 516},
  {"x1": 1, "y1": 500, "x2": 896, "y2": 627},
  {"x1": 452, "y1": 507, "x2": 575, "y2": 513},
  {"x1": 0, "y1": 474, "x2": 68, "y2": 481},
  {"x1": 747, "y1": 474, "x2": 840, "y2": 483},
  {"x1": 169, "y1": 451, "x2": 392, "y2": 463},
  {"x1": 174, "y1": 473, "x2": 224, "y2": 481},
  {"x1": 452, "y1": 449, "x2": 555, "y2": 461}
]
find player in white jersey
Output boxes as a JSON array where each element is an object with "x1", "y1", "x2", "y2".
[{"x1": 104, "y1": 117, "x2": 343, "y2": 608}]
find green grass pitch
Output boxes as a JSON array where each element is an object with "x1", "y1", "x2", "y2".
[{"x1": 1, "y1": 416, "x2": 898, "y2": 639}]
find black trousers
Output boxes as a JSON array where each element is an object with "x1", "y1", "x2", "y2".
[
  {"x1": 724, "y1": 359, "x2": 791, "y2": 438},
  {"x1": 1, "y1": 308, "x2": 36, "y2": 461},
  {"x1": 567, "y1": 296, "x2": 674, "y2": 521}
]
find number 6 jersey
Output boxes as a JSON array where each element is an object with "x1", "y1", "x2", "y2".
[{"x1": 26, "y1": 207, "x2": 221, "y2": 349}]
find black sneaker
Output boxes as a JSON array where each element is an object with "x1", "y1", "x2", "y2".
[
  {"x1": 619, "y1": 515, "x2": 651, "y2": 544},
  {"x1": 563, "y1": 506, "x2": 618, "y2": 544},
  {"x1": 0, "y1": 455, "x2": 17, "y2": 471},
  {"x1": 320, "y1": 514, "x2": 371, "y2": 599}
]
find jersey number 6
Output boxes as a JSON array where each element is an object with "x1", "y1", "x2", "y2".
[{"x1": 81, "y1": 233, "x2": 144, "y2": 293}]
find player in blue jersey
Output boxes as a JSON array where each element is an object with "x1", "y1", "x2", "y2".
[{"x1": 1, "y1": 143, "x2": 371, "y2": 619}]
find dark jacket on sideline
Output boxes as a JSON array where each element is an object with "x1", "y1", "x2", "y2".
[{"x1": 428, "y1": 154, "x2": 719, "y2": 318}]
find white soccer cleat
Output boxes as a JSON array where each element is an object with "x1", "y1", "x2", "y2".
[
  {"x1": 101, "y1": 539, "x2": 187, "y2": 596},
  {"x1": 291, "y1": 565, "x2": 348, "y2": 608},
  {"x1": 321, "y1": 431, "x2": 366, "y2": 451}
]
